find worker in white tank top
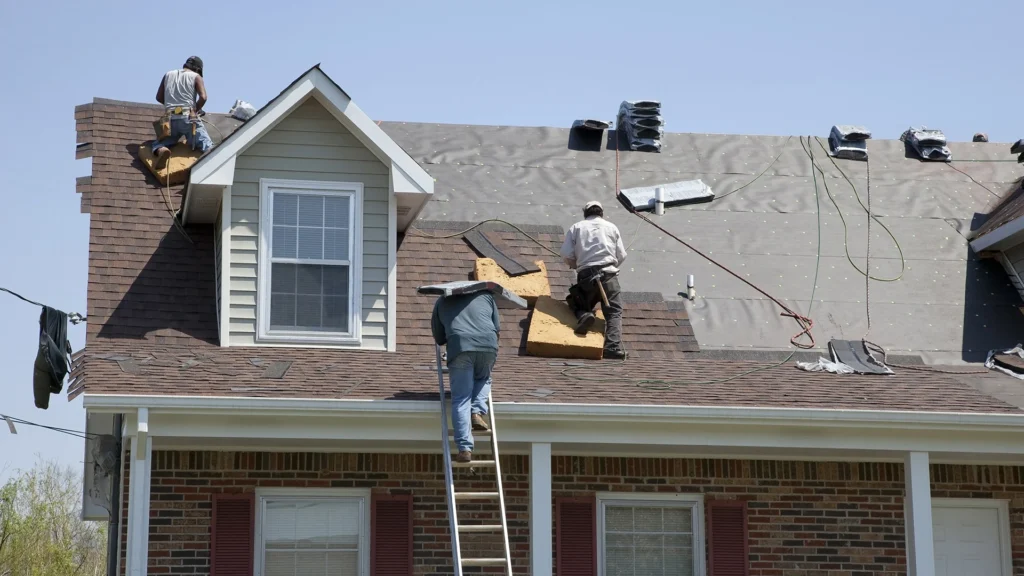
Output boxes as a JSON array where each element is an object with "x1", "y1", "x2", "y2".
[{"x1": 151, "y1": 56, "x2": 213, "y2": 164}]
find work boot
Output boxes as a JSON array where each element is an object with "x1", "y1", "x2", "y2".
[
  {"x1": 472, "y1": 413, "x2": 490, "y2": 432},
  {"x1": 575, "y1": 312, "x2": 597, "y2": 335},
  {"x1": 154, "y1": 147, "x2": 172, "y2": 169},
  {"x1": 603, "y1": 349, "x2": 628, "y2": 360},
  {"x1": 455, "y1": 451, "x2": 472, "y2": 463}
]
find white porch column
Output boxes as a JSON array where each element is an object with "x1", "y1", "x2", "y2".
[
  {"x1": 126, "y1": 408, "x2": 153, "y2": 576},
  {"x1": 530, "y1": 442, "x2": 553, "y2": 576},
  {"x1": 904, "y1": 451, "x2": 935, "y2": 576}
]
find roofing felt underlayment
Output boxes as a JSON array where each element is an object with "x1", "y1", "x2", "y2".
[{"x1": 71, "y1": 97, "x2": 1024, "y2": 411}]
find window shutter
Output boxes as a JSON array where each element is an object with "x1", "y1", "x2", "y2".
[
  {"x1": 707, "y1": 500, "x2": 749, "y2": 576},
  {"x1": 210, "y1": 493, "x2": 254, "y2": 576},
  {"x1": 371, "y1": 493, "x2": 413, "y2": 576},
  {"x1": 556, "y1": 496, "x2": 596, "y2": 576}
]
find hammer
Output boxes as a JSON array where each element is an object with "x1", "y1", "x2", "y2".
[{"x1": 594, "y1": 276, "x2": 610, "y2": 308}]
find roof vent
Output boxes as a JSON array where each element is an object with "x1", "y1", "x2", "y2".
[
  {"x1": 973, "y1": 133, "x2": 989, "y2": 143},
  {"x1": 828, "y1": 125, "x2": 871, "y2": 161},
  {"x1": 1011, "y1": 140, "x2": 1024, "y2": 162},
  {"x1": 619, "y1": 179, "x2": 715, "y2": 212},
  {"x1": 617, "y1": 100, "x2": 663, "y2": 153},
  {"x1": 901, "y1": 127, "x2": 951, "y2": 161},
  {"x1": 571, "y1": 119, "x2": 611, "y2": 132}
]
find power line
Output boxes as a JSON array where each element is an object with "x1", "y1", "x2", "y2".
[
  {"x1": 0, "y1": 287, "x2": 86, "y2": 324},
  {"x1": 0, "y1": 414, "x2": 96, "y2": 439}
]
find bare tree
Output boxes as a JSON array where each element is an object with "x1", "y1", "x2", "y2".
[{"x1": 0, "y1": 459, "x2": 106, "y2": 576}]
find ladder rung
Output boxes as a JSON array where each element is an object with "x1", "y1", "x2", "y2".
[
  {"x1": 461, "y1": 558, "x2": 507, "y2": 566},
  {"x1": 457, "y1": 524, "x2": 503, "y2": 533},
  {"x1": 448, "y1": 430, "x2": 491, "y2": 437},
  {"x1": 454, "y1": 492, "x2": 499, "y2": 499},
  {"x1": 451, "y1": 459, "x2": 495, "y2": 468}
]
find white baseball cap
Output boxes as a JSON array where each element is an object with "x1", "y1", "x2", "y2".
[{"x1": 584, "y1": 200, "x2": 603, "y2": 211}]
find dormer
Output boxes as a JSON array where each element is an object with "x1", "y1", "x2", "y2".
[{"x1": 180, "y1": 66, "x2": 433, "y2": 351}]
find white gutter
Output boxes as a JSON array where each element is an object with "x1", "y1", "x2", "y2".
[
  {"x1": 970, "y1": 213, "x2": 1024, "y2": 252},
  {"x1": 82, "y1": 394, "x2": 1024, "y2": 431}
]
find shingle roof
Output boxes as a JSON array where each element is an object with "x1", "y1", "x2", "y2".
[
  {"x1": 971, "y1": 179, "x2": 1024, "y2": 241},
  {"x1": 71, "y1": 96, "x2": 1024, "y2": 414}
]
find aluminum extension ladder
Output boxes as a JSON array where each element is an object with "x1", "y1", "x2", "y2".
[{"x1": 435, "y1": 344, "x2": 514, "y2": 575}]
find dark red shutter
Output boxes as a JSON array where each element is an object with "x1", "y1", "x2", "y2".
[
  {"x1": 210, "y1": 493, "x2": 255, "y2": 576},
  {"x1": 371, "y1": 493, "x2": 413, "y2": 576},
  {"x1": 556, "y1": 496, "x2": 596, "y2": 576},
  {"x1": 707, "y1": 500, "x2": 749, "y2": 576}
]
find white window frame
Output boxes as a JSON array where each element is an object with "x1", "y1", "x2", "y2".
[
  {"x1": 930, "y1": 498, "x2": 1013, "y2": 576},
  {"x1": 258, "y1": 178, "x2": 363, "y2": 344},
  {"x1": 597, "y1": 493, "x2": 706, "y2": 576},
  {"x1": 253, "y1": 488, "x2": 371, "y2": 576}
]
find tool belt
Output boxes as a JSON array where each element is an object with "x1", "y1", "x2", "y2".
[{"x1": 152, "y1": 106, "x2": 195, "y2": 140}]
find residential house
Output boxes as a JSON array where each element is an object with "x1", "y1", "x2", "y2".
[{"x1": 71, "y1": 65, "x2": 1024, "y2": 576}]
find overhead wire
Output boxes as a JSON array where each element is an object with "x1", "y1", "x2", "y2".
[
  {"x1": 944, "y1": 162, "x2": 1001, "y2": 198},
  {"x1": 808, "y1": 137, "x2": 906, "y2": 282},
  {"x1": 0, "y1": 286, "x2": 86, "y2": 324},
  {"x1": 1, "y1": 414, "x2": 96, "y2": 439}
]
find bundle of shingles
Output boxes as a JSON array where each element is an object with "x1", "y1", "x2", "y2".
[
  {"x1": 617, "y1": 100, "x2": 664, "y2": 152},
  {"x1": 901, "y1": 126, "x2": 951, "y2": 161}
]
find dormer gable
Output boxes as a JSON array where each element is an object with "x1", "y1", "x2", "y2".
[{"x1": 187, "y1": 65, "x2": 431, "y2": 351}]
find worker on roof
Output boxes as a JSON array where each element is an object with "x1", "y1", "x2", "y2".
[
  {"x1": 561, "y1": 201, "x2": 628, "y2": 360},
  {"x1": 152, "y1": 56, "x2": 212, "y2": 166},
  {"x1": 431, "y1": 290, "x2": 501, "y2": 464}
]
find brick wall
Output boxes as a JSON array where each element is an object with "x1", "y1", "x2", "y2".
[{"x1": 119, "y1": 452, "x2": 1024, "y2": 576}]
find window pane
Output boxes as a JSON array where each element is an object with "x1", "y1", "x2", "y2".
[
  {"x1": 327, "y1": 551, "x2": 359, "y2": 576},
  {"x1": 606, "y1": 506, "x2": 634, "y2": 531},
  {"x1": 298, "y1": 227, "x2": 324, "y2": 260},
  {"x1": 264, "y1": 551, "x2": 295, "y2": 576},
  {"x1": 272, "y1": 226, "x2": 297, "y2": 259},
  {"x1": 296, "y1": 266, "x2": 322, "y2": 295},
  {"x1": 265, "y1": 503, "x2": 298, "y2": 549},
  {"x1": 663, "y1": 508, "x2": 691, "y2": 532},
  {"x1": 323, "y1": 228, "x2": 350, "y2": 261},
  {"x1": 298, "y1": 195, "x2": 324, "y2": 227},
  {"x1": 271, "y1": 263, "x2": 297, "y2": 293},
  {"x1": 634, "y1": 508, "x2": 663, "y2": 532},
  {"x1": 326, "y1": 501, "x2": 362, "y2": 547},
  {"x1": 323, "y1": 297, "x2": 348, "y2": 331},
  {"x1": 322, "y1": 267, "x2": 349, "y2": 297},
  {"x1": 324, "y1": 196, "x2": 350, "y2": 229},
  {"x1": 295, "y1": 502, "x2": 329, "y2": 548},
  {"x1": 273, "y1": 193, "x2": 298, "y2": 226},
  {"x1": 605, "y1": 544, "x2": 634, "y2": 576},
  {"x1": 270, "y1": 294, "x2": 296, "y2": 327},
  {"x1": 295, "y1": 551, "x2": 327, "y2": 574},
  {"x1": 296, "y1": 295, "x2": 322, "y2": 327}
]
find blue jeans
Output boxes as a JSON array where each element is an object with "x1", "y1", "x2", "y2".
[
  {"x1": 448, "y1": 351, "x2": 495, "y2": 452},
  {"x1": 150, "y1": 116, "x2": 213, "y2": 153}
]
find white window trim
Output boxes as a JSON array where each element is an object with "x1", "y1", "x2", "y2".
[
  {"x1": 596, "y1": 493, "x2": 706, "y2": 576},
  {"x1": 253, "y1": 488, "x2": 372, "y2": 576},
  {"x1": 258, "y1": 178, "x2": 363, "y2": 345},
  {"x1": 931, "y1": 498, "x2": 1013, "y2": 576}
]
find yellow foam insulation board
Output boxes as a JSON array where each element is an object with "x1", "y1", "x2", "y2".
[
  {"x1": 138, "y1": 142, "x2": 203, "y2": 186},
  {"x1": 474, "y1": 258, "x2": 550, "y2": 304},
  {"x1": 526, "y1": 296, "x2": 605, "y2": 360}
]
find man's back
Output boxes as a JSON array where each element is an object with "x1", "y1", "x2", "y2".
[
  {"x1": 162, "y1": 69, "x2": 199, "y2": 110},
  {"x1": 561, "y1": 216, "x2": 627, "y2": 272},
  {"x1": 431, "y1": 292, "x2": 500, "y2": 359}
]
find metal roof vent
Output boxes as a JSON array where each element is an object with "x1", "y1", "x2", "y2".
[
  {"x1": 1011, "y1": 140, "x2": 1024, "y2": 163},
  {"x1": 828, "y1": 125, "x2": 871, "y2": 161},
  {"x1": 973, "y1": 133, "x2": 989, "y2": 143},
  {"x1": 571, "y1": 119, "x2": 611, "y2": 132},
  {"x1": 901, "y1": 126, "x2": 951, "y2": 161},
  {"x1": 620, "y1": 179, "x2": 715, "y2": 212},
  {"x1": 617, "y1": 100, "x2": 663, "y2": 152}
]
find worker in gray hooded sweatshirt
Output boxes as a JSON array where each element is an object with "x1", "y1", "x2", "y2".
[
  {"x1": 561, "y1": 200, "x2": 628, "y2": 359},
  {"x1": 431, "y1": 291, "x2": 501, "y2": 463}
]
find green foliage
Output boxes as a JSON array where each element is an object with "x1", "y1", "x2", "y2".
[{"x1": 0, "y1": 460, "x2": 106, "y2": 576}]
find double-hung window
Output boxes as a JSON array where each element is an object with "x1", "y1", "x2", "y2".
[
  {"x1": 259, "y1": 179, "x2": 362, "y2": 343},
  {"x1": 598, "y1": 495, "x2": 705, "y2": 576},
  {"x1": 255, "y1": 492, "x2": 369, "y2": 576}
]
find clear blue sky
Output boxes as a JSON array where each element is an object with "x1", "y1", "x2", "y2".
[{"x1": 2, "y1": 0, "x2": 1023, "y2": 480}]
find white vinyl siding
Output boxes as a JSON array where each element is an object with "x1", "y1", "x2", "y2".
[
  {"x1": 214, "y1": 203, "x2": 222, "y2": 342},
  {"x1": 598, "y1": 495, "x2": 705, "y2": 576},
  {"x1": 229, "y1": 98, "x2": 390, "y2": 349},
  {"x1": 255, "y1": 491, "x2": 369, "y2": 576}
]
